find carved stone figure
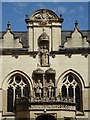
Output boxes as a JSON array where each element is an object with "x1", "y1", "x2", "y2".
[
  {"x1": 47, "y1": 79, "x2": 54, "y2": 99},
  {"x1": 39, "y1": 45, "x2": 49, "y2": 66},
  {"x1": 34, "y1": 79, "x2": 42, "y2": 99}
]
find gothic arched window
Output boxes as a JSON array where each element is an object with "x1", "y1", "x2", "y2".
[
  {"x1": 7, "y1": 74, "x2": 30, "y2": 112},
  {"x1": 61, "y1": 74, "x2": 83, "y2": 111}
]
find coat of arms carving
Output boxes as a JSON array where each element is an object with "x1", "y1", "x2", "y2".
[{"x1": 31, "y1": 9, "x2": 56, "y2": 25}]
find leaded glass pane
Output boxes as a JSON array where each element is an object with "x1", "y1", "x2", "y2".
[
  {"x1": 15, "y1": 86, "x2": 21, "y2": 98},
  {"x1": 75, "y1": 85, "x2": 81, "y2": 111},
  {"x1": 7, "y1": 87, "x2": 13, "y2": 112},
  {"x1": 68, "y1": 75, "x2": 73, "y2": 82},
  {"x1": 68, "y1": 85, "x2": 73, "y2": 98},
  {"x1": 23, "y1": 86, "x2": 29, "y2": 97},
  {"x1": 62, "y1": 85, "x2": 67, "y2": 97},
  {"x1": 15, "y1": 76, "x2": 21, "y2": 83}
]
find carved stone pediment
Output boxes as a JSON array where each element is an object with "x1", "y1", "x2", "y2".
[
  {"x1": 45, "y1": 68, "x2": 56, "y2": 74},
  {"x1": 30, "y1": 9, "x2": 59, "y2": 25},
  {"x1": 33, "y1": 68, "x2": 44, "y2": 74}
]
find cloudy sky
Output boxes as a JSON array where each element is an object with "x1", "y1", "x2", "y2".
[{"x1": 1, "y1": 2, "x2": 89, "y2": 31}]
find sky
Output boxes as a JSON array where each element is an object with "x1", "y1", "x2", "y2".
[{"x1": 1, "y1": 2, "x2": 90, "y2": 31}]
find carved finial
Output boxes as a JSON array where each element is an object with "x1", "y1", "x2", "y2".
[
  {"x1": 7, "y1": 21, "x2": 11, "y2": 30},
  {"x1": 26, "y1": 14, "x2": 29, "y2": 19},
  {"x1": 60, "y1": 14, "x2": 64, "y2": 23},
  {"x1": 60, "y1": 14, "x2": 62, "y2": 18},
  {"x1": 75, "y1": 20, "x2": 78, "y2": 28}
]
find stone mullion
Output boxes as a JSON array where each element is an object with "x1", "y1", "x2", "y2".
[
  {"x1": 21, "y1": 86, "x2": 23, "y2": 97},
  {"x1": 73, "y1": 78, "x2": 77, "y2": 103},
  {"x1": 13, "y1": 87, "x2": 15, "y2": 107},
  {"x1": 13, "y1": 77, "x2": 16, "y2": 106},
  {"x1": 67, "y1": 86, "x2": 69, "y2": 98},
  {"x1": 54, "y1": 78, "x2": 57, "y2": 100},
  {"x1": 66, "y1": 76, "x2": 69, "y2": 97},
  {"x1": 20, "y1": 78, "x2": 23, "y2": 97},
  {"x1": 73, "y1": 86, "x2": 76, "y2": 103}
]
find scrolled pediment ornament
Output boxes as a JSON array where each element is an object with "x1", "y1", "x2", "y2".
[{"x1": 30, "y1": 9, "x2": 59, "y2": 25}]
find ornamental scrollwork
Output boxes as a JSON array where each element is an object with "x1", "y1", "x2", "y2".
[{"x1": 31, "y1": 9, "x2": 57, "y2": 25}]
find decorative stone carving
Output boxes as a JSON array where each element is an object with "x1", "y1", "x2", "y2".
[
  {"x1": 46, "y1": 79, "x2": 54, "y2": 99},
  {"x1": 39, "y1": 45, "x2": 49, "y2": 66},
  {"x1": 33, "y1": 68, "x2": 44, "y2": 74},
  {"x1": 30, "y1": 104, "x2": 75, "y2": 110},
  {"x1": 38, "y1": 32, "x2": 49, "y2": 42},
  {"x1": 45, "y1": 68, "x2": 56, "y2": 74},
  {"x1": 34, "y1": 79, "x2": 43, "y2": 99},
  {"x1": 30, "y1": 9, "x2": 59, "y2": 25}
]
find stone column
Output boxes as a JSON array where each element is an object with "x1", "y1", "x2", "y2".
[{"x1": 43, "y1": 74, "x2": 46, "y2": 100}]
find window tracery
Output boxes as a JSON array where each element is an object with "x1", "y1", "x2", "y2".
[
  {"x1": 61, "y1": 74, "x2": 83, "y2": 111},
  {"x1": 7, "y1": 74, "x2": 30, "y2": 112}
]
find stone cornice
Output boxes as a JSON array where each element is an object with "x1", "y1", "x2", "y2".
[{"x1": 0, "y1": 47, "x2": 90, "y2": 55}]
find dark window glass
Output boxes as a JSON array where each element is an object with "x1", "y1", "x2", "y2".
[
  {"x1": 23, "y1": 78, "x2": 27, "y2": 84},
  {"x1": 62, "y1": 85, "x2": 67, "y2": 97},
  {"x1": 7, "y1": 87, "x2": 13, "y2": 112},
  {"x1": 23, "y1": 86, "x2": 29, "y2": 97},
  {"x1": 68, "y1": 85, "x2": 73, "y2": 98},
  {"x1": 15, "y1": 86, "x2": 21, "y2": 98},
  {"x1": 15, "y1": 76, "x2": 21, "y2": 83},
  {"x1": 68, "y1": 75, "x2": 73, "y2": 82},
  {"x1": 75, "y1": 85, "x2": 81, "y2": 111}
]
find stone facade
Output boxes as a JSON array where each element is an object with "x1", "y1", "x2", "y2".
[{"x1": 0, "y1": 9, "x2": 90, "y2": 120}]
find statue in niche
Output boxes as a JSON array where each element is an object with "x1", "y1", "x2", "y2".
[
  {"x1": 47, "y1": 79, "x2": 54, "y2": 99},
  {"x1": 34, "y1": 79, "x2": 42, "y2": 99},
  {"x1": 39, "y1": 45, "x2": 49, "y2": 66}
]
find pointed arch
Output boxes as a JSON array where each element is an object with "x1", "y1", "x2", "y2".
[
  {"x1": 57, "y1": 69, "x2": 84, "y2": 112},
  {"x1": 56, "y1": 69, "x2": 85, "y2": 89},
  {"x1": 2, "y1": 70, "x2": 32, "y2": 113},
  {"x1": 1, "y1": 70, "x2": 33, "y2": 90}
]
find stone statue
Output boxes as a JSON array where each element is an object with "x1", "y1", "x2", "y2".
[
  {"x1": 34, "y1": 79, "x2": 42, "y2": 99},
  {"x1": 47, "y1": 79, "x2": 54, "y2": 99},
  {"x1": 39, "y1": 45, "x2": 49, "y2": 66}
]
